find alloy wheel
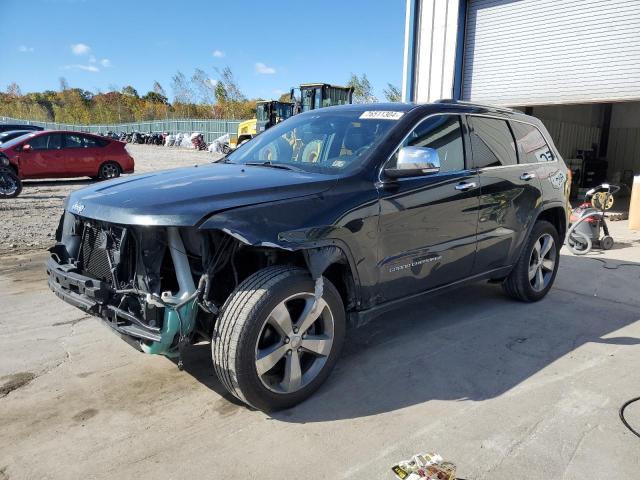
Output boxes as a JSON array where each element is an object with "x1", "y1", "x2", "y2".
[
  {"x1": 255, "y1": 292, "x2": 334, "y2": 394},
  {"x1": 529, "y1": 233, "x2": 556, "y2": 291},
  {"x1": 0, "y1": 174, "x2": 19, "y2": 197},
  {"x1": 101, "y1": 163, "x2": 119, "y2": 178}
]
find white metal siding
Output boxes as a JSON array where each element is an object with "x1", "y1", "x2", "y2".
[
  {"x1": 414, "y1": 0, "x2": 461, "y2": 102},
  {"x1": 462, "y1": 0, "x2": 640, "y2": 105}
]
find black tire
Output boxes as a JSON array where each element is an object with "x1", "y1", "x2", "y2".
[
  {"x1": 503, "y1": 220, "x2": 560, "y2": 302},
  {"x1": 98, "y1": 161, "x2": 121, "y2": 180},
  {"x1": 0, "y1": 170, "x2": 22, "y2": 198},
  {"x1": 601, "y1": 235, "x2": 614, "y2": 250},
  {"x1": 212, "y1": 266, "x2": 345, "y2": 411}
]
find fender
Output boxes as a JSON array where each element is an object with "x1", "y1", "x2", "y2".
[
  {"x1": 510, "y1": 200, "x2": 568, "y2": 266},
  {"x1": 198, "y1": 199, "x2": 365, "y2": 309}
]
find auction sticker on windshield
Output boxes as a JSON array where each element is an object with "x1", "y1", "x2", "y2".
[{"x1": 359, "y1": 111, "x2": 405, "y2": 120}]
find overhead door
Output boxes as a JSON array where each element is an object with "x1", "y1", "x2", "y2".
[{"x1": 462, "y1": 0, "x2": 640, "y2": 105}]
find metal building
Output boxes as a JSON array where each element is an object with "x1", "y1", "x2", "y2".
[{"x1": 402, "y1": 0, "x2": 640, "y2": 189}]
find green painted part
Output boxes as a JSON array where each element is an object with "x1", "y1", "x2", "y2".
[{"x1": 140, "y1": 300, "x2": 197, "y2": 357}]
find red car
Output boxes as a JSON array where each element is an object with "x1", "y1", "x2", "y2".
[{"x1": 0, "y1": 130, "x2": 134, "y2": 180}]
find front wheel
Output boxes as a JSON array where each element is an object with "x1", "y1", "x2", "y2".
[
  {"x1": 212, "y1": 266, "x2": 345, "y2": 411},
  {"x1": 0, "y1": 169, "x2": 22, "y2": 198},
  {"x1": 503, "y1": 220, "x2": 560, "y2": 302}
]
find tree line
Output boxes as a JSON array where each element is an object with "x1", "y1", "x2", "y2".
[{"x1": 0, "y1": 68, "x2": 401, "y2": 125}]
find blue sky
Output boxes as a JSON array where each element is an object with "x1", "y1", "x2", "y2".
[{"x1": 1, "y1": 0, "x2": 405, "y2": 101}]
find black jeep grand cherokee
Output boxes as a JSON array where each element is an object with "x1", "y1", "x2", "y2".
[{"x1": 47, "y1": 101, "x2": 569, "y2": 410}]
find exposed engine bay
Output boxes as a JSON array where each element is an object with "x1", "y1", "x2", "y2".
[{"x1": 47, "y1": 211, "x2": 315, "y2": 363}]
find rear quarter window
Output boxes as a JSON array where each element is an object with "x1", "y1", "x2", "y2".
[
  {"x1": 84, "y1": 135, "x2": 109, "y2": 148},
  {"x1": 510, "y1": 121, "x2": 555, "y2": 163}
]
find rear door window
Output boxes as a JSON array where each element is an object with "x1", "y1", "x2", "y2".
[
  {"x1": 468, "y1": 116, "x2": 517, "y2": 168},
  {"x1": 64, "y1": 134, "x2": 85, "y2": 149},
  {"x1": 510, "y1": 121, "x2": 555, "y2": 163}
]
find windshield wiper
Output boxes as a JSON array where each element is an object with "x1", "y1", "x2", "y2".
[{"x1": 244, "y1": 161, "x2": 303, "y2": 172}]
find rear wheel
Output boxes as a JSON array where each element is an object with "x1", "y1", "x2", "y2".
[
  {"x1": 503, "y1": 220, "x2": 560, "y2": 302},
  {"x1": 601, "y1": 235, "x2": 614, "y2": 250},
  {"x1": 212, "y1": 266, "x2": 345, "y2": 411},
  {"x1": 98, "y1": 161, "x2": 121, "y2": 180}
]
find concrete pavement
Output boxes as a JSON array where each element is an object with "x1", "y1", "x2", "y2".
[{"x1": 1, "y1": 222, "x2": 639, "y2": 479}]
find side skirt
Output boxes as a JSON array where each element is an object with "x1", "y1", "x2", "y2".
[{"x1": 348, "y1": 266, "x2": 513, "y2": 328}]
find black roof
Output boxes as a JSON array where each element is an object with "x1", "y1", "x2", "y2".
[{"x1": 315, "y1": 100, "x2": 533, "y2": 119}]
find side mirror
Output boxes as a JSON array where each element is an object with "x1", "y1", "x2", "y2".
[
  {"x1": 385, "y1": 146, "x2": 440, "y2": 178},
  {"x1": 21, "y1": 144, "x2": 32, "y2": 152}
]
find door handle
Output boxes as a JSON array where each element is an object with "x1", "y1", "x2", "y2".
[
  {"x1": 455, "y1": 182, "x2": 477, "y2": 191},
  {"x1": 520, "y1": 172, "x2": 536, "y2": 181}
]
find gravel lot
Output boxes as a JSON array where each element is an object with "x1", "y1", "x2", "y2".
[{"x1": 0, "y1": 144, "x2": 222, "y2": 255}]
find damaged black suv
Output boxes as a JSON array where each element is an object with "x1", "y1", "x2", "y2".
[{"x1": 47, "y1": 101, "x2": 569, "y2": 410}]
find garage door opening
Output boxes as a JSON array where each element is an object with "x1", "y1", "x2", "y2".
[{"x1": 513, "y1": 102, "x2": 640, "y2": 207}]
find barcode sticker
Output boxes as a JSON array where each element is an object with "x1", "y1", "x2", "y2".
[{"x1": 359, "y1": 111, "x2": 405, "y2": 120}]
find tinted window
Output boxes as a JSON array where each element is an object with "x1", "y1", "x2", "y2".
[
  {"x1": 84, "y1": 135, "x2": 109, "y2": 147},
  {"x1": 27, "y1": 133, "x2": 63, "y2": 150},
  {"x1": 389, "y1": 115, "x2": 465, "y2": 172},
  {"x1": 510, "y1": 121, "x2": 555, "y2": 163},
  {"x1": 27, "y1": 134, "x2": 49, "y2": 150},
  {"x1": 64, "y1": 134, "x2": 85, "y2": 149},
  {"x1": 48, "y1": 134, "x2": 63, "y2": 150},
  {"x1": 468, "y1": 116, "x2": 517, "y2": 168}
]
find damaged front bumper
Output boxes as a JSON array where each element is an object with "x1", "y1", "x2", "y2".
[
  {"x1": 47, "y1": 256, "x2": 175, "y2": 347},
  {"x1": 46, "y1": 216, "x2": 201, "y2": 357}
]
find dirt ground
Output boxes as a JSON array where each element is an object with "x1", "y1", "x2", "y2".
[
  {"x1": 0, "y1": 144, "x2": 221, "y2": 255},
  {"x1": 1, "y1": 147, "x2": 640, "y2": 479}
]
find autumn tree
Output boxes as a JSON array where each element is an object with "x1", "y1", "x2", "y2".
[
  {"x1": 347, "y1": 73, "x2": 378, "y2": 103},
  {"x1": 6, "y1": 82, "x2": 22, "y2": 97},
  {"x1": 383, "y1": 83, "x2": 401, "y2": 102}
]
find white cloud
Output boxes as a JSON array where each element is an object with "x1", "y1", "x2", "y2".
[
  {"x1": 64, "y1": 64, "x2": 99, "y2": 72},
  {"x1": 100, "y1": 58, "x2": 111, "y2": 67},
  {"x1": 71, "y1": 43, "x2": 90, "y2": 55},
  {"x1": 255, "y1": 62, "x2": 276, "y2": 74},
  {"x1": 18, "y1": 45, "x2": 34, "y2": 53},
  {"x1": 212, "y1": 49, "x2": 225, "y2": 58},
  {"x1": 207, "y1": 78, "x2": 218, "y2": 87}
]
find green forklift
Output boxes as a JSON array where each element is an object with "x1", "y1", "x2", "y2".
[
  {"x1": 290, "y1": 83, "x2": 354, "y2": 114},
  {"x1": 233, "y1": 83, "x2": 354, "y2": 148},
  {"x1": 256, "y1": 100, "x2": 294, "y2": 134}
]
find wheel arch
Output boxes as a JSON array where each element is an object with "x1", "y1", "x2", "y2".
[
  {"x1": 302, "y1": 245, "x2": 359, "y2": 313},
  {"x1": 535, "y1": 204, "x2": 568, "y2": 244},
  {"x1": 202, "y1": 226, "x2": 361, "y2": 319}
]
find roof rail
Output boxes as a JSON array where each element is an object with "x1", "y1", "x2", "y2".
[{"x1": 434, "y1": 99, "x2": 519, "y2": 114}]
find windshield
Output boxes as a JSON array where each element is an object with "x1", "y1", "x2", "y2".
[
  {"x1": 226, "y1": 109, "x2": 400, "y2": 174},
  {"x1": 256, "y1": 104, "x2": 268, "y2": 122},
  {"x1": 0, "y1": 132, "x2": 37, "y2": 149}
]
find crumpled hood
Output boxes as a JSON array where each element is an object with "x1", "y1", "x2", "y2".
[{"x1": 66, "y1": 163, "x2": 336, "y2": 226}]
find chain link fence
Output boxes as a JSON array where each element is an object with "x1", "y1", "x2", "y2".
[{"x1": 0, "y1": 116, "x2": 240, "y2": 143}]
